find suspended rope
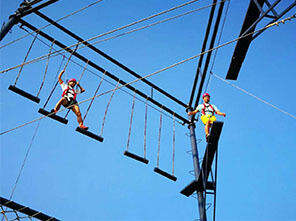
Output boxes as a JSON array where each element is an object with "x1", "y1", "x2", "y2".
[
  {"x1": 42, "y1": 55, "x2": 65, "y2": 109},
  {"x1": 36, "y1": 40, "x2": 55, "y2": 97},
  {"x1": 82, "y1": 71, "x2": 106, "y2": 122},
  {"x1": 154, "y1": 107, "x2": 177, "y2": 181},
  {"x1": 172, "y1": 113, "x2": 176, "y2": 176},
  {"x1": 126, "y1": 92, "x2": 136, "y2": 152},
  {"x1": 123, "y1": 91, "x2": 149, "y2": 163},
  {"x1": 211, "y1": 71, "x2": 296, "y2": 120},
  {"x1": 7, "y1": 119, "x2": 41, "y2": 219},
  {"x1": 0, "y1": 0, "x2": 103, "y2": 50},
  {"x1": 78, "y1": 60, "x2": 89, "y2": 83},
  {"x1": 14, "y1": 31, "x2": 39, "y2": 85},
  {"x1": 100, "y1": 80, "x2": 120, "y2": 137},
  {"x1": 143, "y1": 97, "x2": 148, "y2": 159},
  {"x1": 156, "y1": 106, "x2": 163, "y2": 168},
  {"x1": 64, "y1": 43, "x2": 78, "y2": 70}
]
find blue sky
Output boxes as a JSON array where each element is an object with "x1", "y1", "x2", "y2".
[{"x1": 1, "y1": 0, "x2": 296, "y2": 220}]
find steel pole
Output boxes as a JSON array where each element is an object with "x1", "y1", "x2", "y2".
[
  {"x1": 0, "y1": 15, "x2": 18, "y2": 41},
  {"x1": 187, "y1": 108, "x2": 206, "y2": 221}
]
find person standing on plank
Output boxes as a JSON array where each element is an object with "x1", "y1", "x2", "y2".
[
  {"x1": 188, "y1": 92, "x2": 225, "y2": 141},
  {"x1": 51, "y1": 69, "x2": 88, "y2": 130}
]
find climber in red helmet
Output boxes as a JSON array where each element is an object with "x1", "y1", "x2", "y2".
[
  {"x1": 51, "y1": 69, "x2": 88, "y2": 130},
  {"x1": 188, "y1": 92, "x2": 226, "y2": 141}
]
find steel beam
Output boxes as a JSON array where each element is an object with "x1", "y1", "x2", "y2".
[
  {"x1": 19, "y1": 18, "x2": 189, "y2": 125},
  {"x1": 194, "y1": 1, "x2": 225, "y2": 109},
  {"x1": 188, "y1": 0, "x2": 217, "y2": 108},
  {"x1": 187, "y1": 108, "x2": 207, "y2": 221}
]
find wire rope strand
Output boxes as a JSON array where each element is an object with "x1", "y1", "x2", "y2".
[
  {"x1": 36, "y1": 40, "x2": 55, "y2": 97},
  {"x1": 156, "y1": 106, "x2": 163, "y2": 168},
  {"x1": 100, "y1": 80, "x2": 120, "y2": 137},
  {"x1": 9, "y1": 120, "x2": 41, "y2": 201},
  {"x1": 0, "y1": 0, "x2": 103, "y2": 50},
  {"x1": 172, "y1": 113, "x2": 176, "y2": 175},
  {"x1": 143, "y1": 97, "x2": 148, "y2": 158},
  {"x1": 126, "y1": 92, "x2": 136, "y2": 151},
  {"x1": 63, "y1": 43, "x2": 78, "y2": 70},
  {"x1": 82, "y1": 71, "x2": 106, "y2": 122},
  {"x1": 211, "y1": 71, "x2": 296, "y2": 120},
  {"x1": 13, "y1": 31, "x2": 39, "y2": 85},
  {"x1": 77, "y1": 60, "x2": 89, "y2": 83}
]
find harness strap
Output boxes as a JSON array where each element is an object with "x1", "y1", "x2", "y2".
[
  {"x1": 202, "y1": 103, "x2": 215, "y2": 115},
  {"x1": 62, "y1": 86, "x2": 77, "y2": 100}
]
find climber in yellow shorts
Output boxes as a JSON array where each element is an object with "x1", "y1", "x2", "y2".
[{"x1": 188, "y1": 93, "x2": 226, "y2": 141}]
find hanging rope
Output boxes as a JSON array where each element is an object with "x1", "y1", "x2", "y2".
[
  {"x1": 143, "y1": 97, "x2": 148, "y2": 158},
  {"x1": 78, "y1": 60, "x2": 89, "y2": 83},
  {"x1": 156, "y1": 106, "x2": 163, "y2": 168},
  {"x1": 82, "y1": 71, "x2": 106, "y2": 122},
  {"x1": 63, "y1": 43, "x2": 78, "y2": 70},
  {"x1": 172, "y1": 113, "x2": 176, "y2": 175},
  {"x1": 36, "y1": 40, "x2": 55, "y2": 97},
  {"x1": 100, "y1": 80, "x2": 120, "y2": 137},
  {"x1": 13, "y1": 31, "x2": 39, "y2": 85},
  {"x1": 42, "y1": 55, "x2": 65, "y2": 108},
  {"x1": 126, "y1": 92, "x2": 136, "y2": 151}
]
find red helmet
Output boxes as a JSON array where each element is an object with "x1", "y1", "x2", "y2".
[
  {"x1": 202, "y1": 92, "x2": 210, "y2": 98},
  {"x1": 68, "y1": 78, "x2": 77, "y2": 83}
]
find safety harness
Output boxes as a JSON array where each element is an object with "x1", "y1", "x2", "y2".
[
  {"x1": 62, "y1": 86, "x2": 77, "y2": 101},
  {"x1": 201, "y1": 103, "x2": 216, "y2": 115}
]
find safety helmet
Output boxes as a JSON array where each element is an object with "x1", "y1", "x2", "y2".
[
  {"x1": 202, "y1": 92, "x2": 210, "y2": 98},
  {"x1": 68, "y1": 78, "x2": 77, "y2": 83}
]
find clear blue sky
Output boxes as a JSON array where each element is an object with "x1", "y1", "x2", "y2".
[{"x1": 1, "y1": 0, "x2": 296, "y2": 220}]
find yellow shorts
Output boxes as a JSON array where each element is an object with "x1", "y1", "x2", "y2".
[{"x1": 201, "y1": 115, "x2": 216, "y2": 125}]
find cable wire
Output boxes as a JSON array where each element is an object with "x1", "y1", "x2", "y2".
[
  {"x1": 9, "y1": 120, "x2": 42, "y2": 201},
  {"x1": 211, "y1": 71, "x2": 296, "y2": 120}
]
